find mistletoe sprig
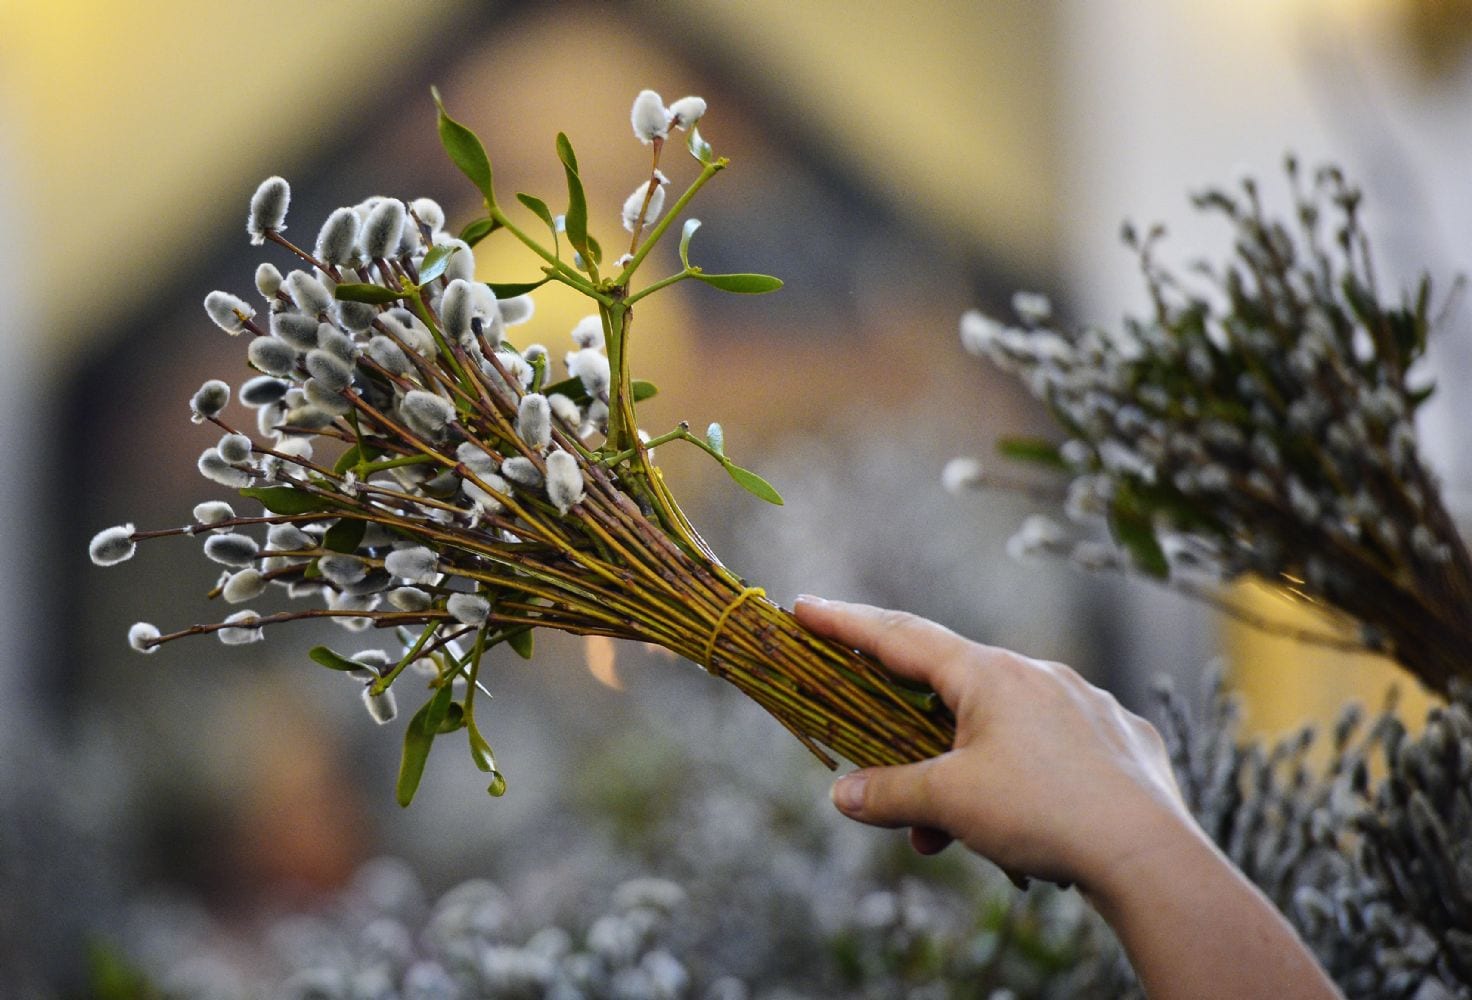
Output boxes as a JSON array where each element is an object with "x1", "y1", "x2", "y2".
[{"x1": 90, "y1": 89, "x2": 953, "y2": 805}]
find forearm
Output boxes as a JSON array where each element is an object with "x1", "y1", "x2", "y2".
[{"x1": 1084, "y1": 814, "x2": 1342, "y2": 1000}]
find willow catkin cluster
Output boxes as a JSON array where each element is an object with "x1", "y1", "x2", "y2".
[
  {"x1": 88, "y1": 88, "x2": 955, "y2": 803},
  {"x1": 956, "y1": 161, "x2": 1472, "y2": 695},
  {"x1": 1152, "y1": 677, "x2": 1472, "y2": 999}
]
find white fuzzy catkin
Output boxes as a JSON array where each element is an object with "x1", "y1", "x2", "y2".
[
  {"x1": 363, "y1": 199, "x2": 407, "y2": 260},
  {"x1": 621, "y1": 178, "x2": 667, "y2": 233},
  {"x1": 217, "y1": 433, "x2": 253, "y2": 465},
  {"x1": 204, "y1": 290, "x2": 254, "y2": 334},
  {"x1": 247, "y1": 336, "x2": 297, "y2": 376},
  {"x1": 367, "y1": 335, "x2": 411, "y2": 374},
  {"x1": 517, "y1": 394, "x2": 552, "y2": 449},
  {"x1": 410, "y1": 197, "x2": 445, "y2": 233},
  {"x1": 272, "y1": 312, "x2": 320, "y2": 351},
  {"x1": 439, "y1": 279, "x2": 475, "y2": 340},
  {"x1": 401, "y1": 390, "x2": 456, "y2": 437},
  {"x1": 317, "y1": 326, "x2": 357, "y2": 363},
  {"x1": 456, "y1": 441, "x2": 498, "y2": 476},
  {"x1": 89, "y1": 524, "x2": 136, "y2": 566},
  {"x1": 548, "y1": 393, "x2": 581, "y2": 427},
  {"x1": 463, "y1": 471, "x2": 508, "y2": 512},
  {"x1": 218, "y1": 610, "x2": 264, "y2": 645},
  {"x1": 190, "y1": 380, "x2": 230, "y2": 423},
  {"x1": 568, "y1": 348, "x2": 611, "y2": 398},
  {"x1": 204, "y1": 533, "x2": 260, "y2": 567},
  {"x1": 315, "y1": 207, "x2": 361, "y2": 266},
  {"x1": 283, "y1": 270, "x2": 333, "y2": 315},
  {"x1": 303, "y1": 379, "x2": 352, "y2": 415},
  {"x1": 388, "y1": 587, "x2": 433, "y2": 612},
  {"x1": 630, "y1": 89, "x2": 669, "y2": 143},
  {"x1": 440, "y1": 239, "x2": 475, "y2": 283},
  {"x1": 222, "y1": 568, "x2": 267, "y2": 603},
  {"x1": 500, "y1": 456, "x2": 542, "y2": 487},
  {"x1": 266, "y1": 523, "x2": 312, "y2": 552},
  {"x1": 361, "y1": 685, "x2": 397, "y2": 724},
  {"x1": 255, "y1": 262, "x2": 283, "y2": 299},
  {"x1": 193, "y1": 501, "x2": 234, "y2": 526},
  {"x1": 305, "y1": 349, "x2": 354, "y2": 391},
  {"x1": 385, "y1": 546, "x2": 438, "y2": 584},
  {"x1": 319, "y1": 554, "x2": 367, "y2": 587},
  {"x1": 668, "y1": 95, "x2": 707, "y2": 129},
  {"x1": 335, "y1": 300, "x2": 378, "y2": 334},
  {"x1": 247, "y1": 176, "x2": 290, "y2": 244},
  {"x1": 240, "y1": 376, "x2": 290, "y2": 407},
  {"x1": 274, "y1": 436, "x2": 313, "y2": 462},
  {"x1": 128, "y1": 622, "x2": 160, "y2": 654},
  {"x1": 446, "y1": 593, "x2": 490, "y2": 627},
  {"x1": 545, "y1": 450, "x2": 585, "y2": 514},
  {"x1": 498, "y1": 294, "x2": 535, "y2": 327},
  {"x1": 198, "y1": 448, "x2": 252, "y2": 488}
]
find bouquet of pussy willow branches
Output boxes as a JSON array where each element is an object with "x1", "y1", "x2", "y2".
[
  {"x1": 956, "y1": 159, "x2": 1472, "y2": 696},
  {"x1": 88, "y1": 90, "x2": 951, "y2": 804}
]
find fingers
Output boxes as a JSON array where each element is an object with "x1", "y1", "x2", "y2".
[
  {"x1": 909, "y1": 826, "x2": 954, "y2": 855},
  {"x1": 831, "y1": 758, "x2": 951, "y2": 832},
  {"x1": 794, "y1": 596, "x2": 974, "y2": 706}
]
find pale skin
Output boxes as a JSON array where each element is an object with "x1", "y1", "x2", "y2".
[{"x1": 792, "y1": 596, "x2": 1344, "y2": 1000}]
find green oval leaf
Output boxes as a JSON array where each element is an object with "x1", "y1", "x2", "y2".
[
  {"x1": 487, "y1": 771, "x2": 507, "y2": 797},
  {"x1": 687, "y1": 125, "x2": 714, "y2": 165},
  {"x1": 309, "y1": 645, "x2": 364, "y2": 672},
  {"x1": 541, "y1": 377, "x2": 658, "y2": 406},
  {"x1": 323, "y1": 517, "x2": 367, "y2": 554},
  {"x1": 396, "y1": 683, "x2": 455, "y2": 807},
  {"x1": 693, "y1": 272, "x2": 784, "y2": 294},
  {"x1": 555, "y1": 132, "x2": 590, "y2": 259},
  {"x1": 431, "y1": 87, "x2": 494, "y2": 205},
  {"x1": 239, "y1": 486, "x2": 338, "y2": 515},
  {"x1": 435, "y1": 701, "x2": 465, "y2": 734},
  {"x1": 516, "y1": 192, "x2": 556, "y2": 233},
  {"x1": 507, "y1": 628, "x2": 534, "y2": 660},
  {"x1": 459, "y1": 217, "x2": 499, "y2": 247},
  {"x1": 679, "y1": 218, "x2": 701, "y2": 270},
  {"x1": 417, "y1": 243, "x2": 460, "y2": 284},
  {"x1": 725, "y1": 462, "x2": 784, "y2": 505},
  {"x1": 335, "y1": 282, "x2": 401, "y2": 305},
  {"x1": 486, "y1": 277, "x2": 552, "y2": 298}
]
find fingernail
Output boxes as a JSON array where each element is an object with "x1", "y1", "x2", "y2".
[
  {"x1": 795, "y1": 594, "x2": 828, "y2": 609},
  {"x1": 832, "y1": 772, "x2": 867, "y2": 814}
]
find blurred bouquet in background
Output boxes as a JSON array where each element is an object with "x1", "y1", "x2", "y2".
[{"x1": 956, "y1": 160, "x2": 1472, "y2": 695}]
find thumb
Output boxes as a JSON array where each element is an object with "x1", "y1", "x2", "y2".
[{"x1": 831, "y1": 759, "x2": 949, "y2": 832}]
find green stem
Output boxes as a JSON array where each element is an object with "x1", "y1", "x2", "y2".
[
  {"x1": 490, "y1": 207, "x2": 607, "y2": 301},
  {"x1": 371, "y1": 621, "x2": 439, "y2": 695},
  {"x1": 623, "y1": 269, "x2": 693, "y2": 307},
  {"x1": 617, "y1": 158, "x2": 726, "y2": 286}
]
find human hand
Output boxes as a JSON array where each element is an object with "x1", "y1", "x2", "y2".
[{"x1": 793, "y1": 595, "x2": 1200, "y2": 890}]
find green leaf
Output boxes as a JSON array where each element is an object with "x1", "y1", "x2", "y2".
[
  {"x1": 996, "y1": 436, "x2": 1068, "y2": 470},
  {"x1": 687, "y1": 125, "x2": 713, "y2": 164},
  {"x1": 417, "y1": 243, "x2": 460, "y2": 284},
  {"x1": 487, "y1": 277, "x2": 552, "y2": 298},
  {"x1": 725, "y1": 462, "x2": 784, "y2": 505},
  {"x1": 541, "y1": 376, "x2": 658, "y2": 406},
  {"x1": 309, "y1": 645, "x2": 365, "y2": 672},
  {"x1": 487, "y1": 771, "x2": 507, "y2": 797},
  {"x1": 1108, "y1": 484, "x2": 1169, "y2": 579},
  {"x1": 436, "y1": 701, "x2": 465, "y2": 734},
  {"x1": 692, "y1": 272, "x2": 784, "y2": 294},
  {"x1": 507, "y1": 628, "x2": 534, "y2": 660},
  {"x1": 459, "y1": 217, "x2": 499, "y2": 247},
  {"x1": 431, "y1": 87, "x2": 494, "y2": 204},
  {"x1": 555, "y1": 132, "x2": 590, "y2": 259},
  {"x1": 335, "y1": 282, "x2": 401, "y2": 305},
  {"x1": 585, "y1": 233, "x2": 602, "y2": 265},
  {"x1": 516, "y1": 192, "x2": 556, "y2": 233},
  {"x1": 679, "y1": 218, "x2": 701, "y2": 269},
  {"x1": 333, "y1": 444, "x2": 362, "y2": 476},
  {"x1": 239, "y1": 486, "x2": 339, "y2": 515},
  {"x1": 323, "y1": 517, "x2": 367, "y2": 554},
  {"x1": 396, "y1": 683, "x2": 455, "y2": 807}
]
